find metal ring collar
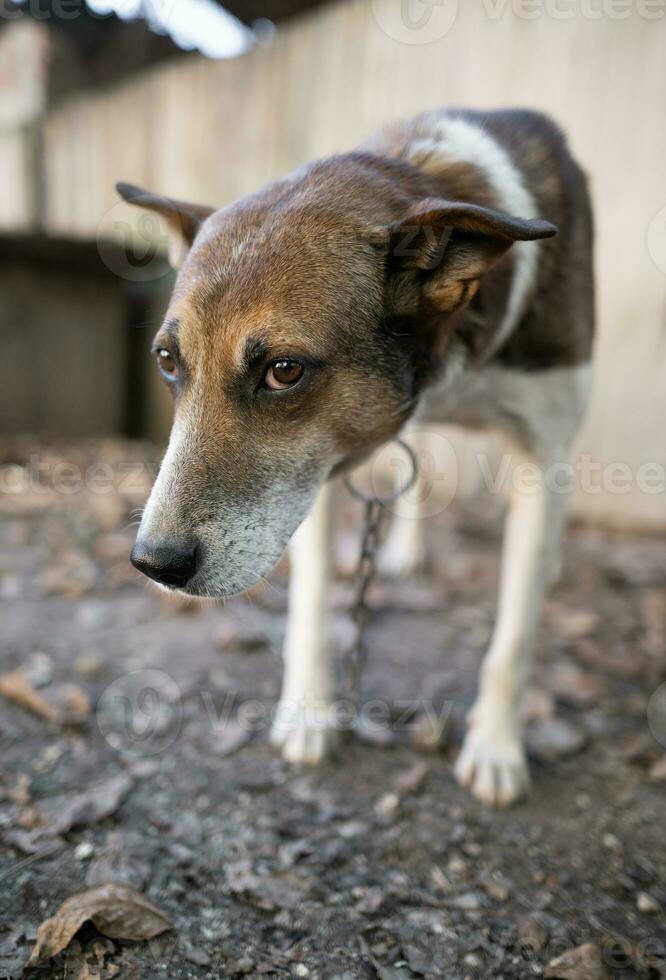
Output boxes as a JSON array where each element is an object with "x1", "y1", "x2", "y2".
[{"x1": 344, "y1": 438, "x2": 418, "y2": 506}]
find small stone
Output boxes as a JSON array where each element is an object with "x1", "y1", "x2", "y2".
[
  {"x1": 231, "y1": 956, "x2": 255, "y2": 975},
  {"x1": 75, "y1": 653, "x2": 106, "y2": 679},
  {"x1": 464, "y1": 953, "x2": 482, "y2": 968},
  {"x1": 545, "y1": 943, "x2": 609, "y2": 980},
  {"x1": 74, "y1": 841, "x2": 94, "y2": 861},
  {"x1": 527, "y1": 718, "x2": 586, "y2": 760},
  {"x1": 184, "y1": 946, "x2": 212, "y2": 967},
  {"x1": 602, "y1": 833, "x2": 621, "y2": 852},
  {"x1": 636, "y1": 891, "x2": 660, "y2": 913},
  {"x1": 447, "y1": 854, "x2": 467, "y2": 875},
  {"x1": 410, "y1": 711, "x2": 450, "y2": 751},
  {"x1": 23, "y1": 652, "x2": 53, "y2": 688},
  {"x1": 517, "y1": 912, "x2": 549, "y2": 953},
  {"x1": 649, "y1": 755, "x2": 666, "y2": 782},
  {"x1": 294, "y1": 966, "x2": 310, "y2": 977},
  {"x1": 483, "y1": 874, "x2": 511, "y2": 902},
  {"x1": 557, "y1": 609, "x2": 600, "y2": 640},
  {"x1": 374, "y1": 792, "x2": 399, "y2": 818},
  {"x1": 449, "y1": 891, "x2": 483, "y2": 911}
]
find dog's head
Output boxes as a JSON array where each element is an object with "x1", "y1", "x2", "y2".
[{"x1": 119, "y1": 155, "x2": 555, "y2": 596}]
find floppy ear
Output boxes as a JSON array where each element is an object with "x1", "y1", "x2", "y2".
[
  {"x1": 116, "y1": 182, "x2": 214, "y2": 269},
  {"x1": 385, "y1": 198, "x2": 557, "y2": 315}
]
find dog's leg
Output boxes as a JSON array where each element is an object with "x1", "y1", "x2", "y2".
[
  {"x1": 378, "y1": 429, "x2": 429, "y2": 577},
  {"x1": 455, "y1": 444, "x2": 569, "y2": 806},
  {"x1": 270, "y1": 481, "x2": 337, "y2": 764}
]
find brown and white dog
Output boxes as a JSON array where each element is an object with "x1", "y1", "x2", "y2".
[{"x1": 119, "y1": 108, "x2": 594, "y2": 806}]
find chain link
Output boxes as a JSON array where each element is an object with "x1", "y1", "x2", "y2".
[
  {"x1": 341, "y1": 438, "x2": 418, "y2": 700},
  {"x1": 342, "y1": 498, "x2": 386, "y2": 698}
]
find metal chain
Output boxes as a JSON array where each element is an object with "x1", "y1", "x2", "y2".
[
  {"x1": 342, "y1": 438, "x2": 418, "y2": 700},
  {"x1": 342, "y1": 497, "x2": 386, "y2": 698}
]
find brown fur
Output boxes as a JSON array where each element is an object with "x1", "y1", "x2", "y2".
[{"x1": 119, "y1": 107, "x2": 594, "y2": 595}]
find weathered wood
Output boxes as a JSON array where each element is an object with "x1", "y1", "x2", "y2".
[{"x1": 1, "y1": 2, "x2": 664, "y2": 527}]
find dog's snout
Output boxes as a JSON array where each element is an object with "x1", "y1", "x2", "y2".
[{"x1": 130, "y1": 540, "x2": 198, "y2": 589}]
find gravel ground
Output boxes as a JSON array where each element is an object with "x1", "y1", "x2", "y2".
[{"x1": 0, "y1": 439, "x2": 664, "y2": 980}]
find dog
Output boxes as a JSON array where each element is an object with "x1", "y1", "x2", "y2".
[{"x1": 119, "y1": 107, "x2": 594, "y2": 806}]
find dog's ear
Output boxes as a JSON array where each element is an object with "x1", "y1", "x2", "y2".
[
  {"x1": 383, "y1": 199, "x2": 557, "y2": 315},
  {"x1": 116, "y1": 182, "x2": 214, "y2": 269}
]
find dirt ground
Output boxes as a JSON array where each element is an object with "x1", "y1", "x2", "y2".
[{"x1": 0, "y1": 439, "x2": 664, "y2": 980}]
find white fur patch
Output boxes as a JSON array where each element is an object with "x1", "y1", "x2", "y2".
[{"x1": 407, "y1": 114, "x2": 541, "y2": 356}]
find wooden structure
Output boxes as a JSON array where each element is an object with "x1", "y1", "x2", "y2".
[{"x1": 1, "y1": 2, "x2": 664, "y2": 528}]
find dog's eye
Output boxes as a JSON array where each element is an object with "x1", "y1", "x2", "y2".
[
  {"x1": 156, "y1": 348, "x2": 178, "y2": 380},
  {"x1": 264, "y1": 359, "x2": 304, "y2": 390}
]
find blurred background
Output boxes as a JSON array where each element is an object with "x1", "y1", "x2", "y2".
[
  {"x1": 1, "y1": 0, "x2": 665, "y2": 528},
  {"x1": 1, "y1": 4, "x2": 665, "y2": 978}
]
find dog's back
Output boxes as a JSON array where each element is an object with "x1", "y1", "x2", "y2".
[{"x1": 367, "y1": 107, "x2": 595, "y2": 377}]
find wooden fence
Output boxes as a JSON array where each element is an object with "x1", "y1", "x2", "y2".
[{"x1": 2, "y1": 1, "x2": 665, "y2": 529}]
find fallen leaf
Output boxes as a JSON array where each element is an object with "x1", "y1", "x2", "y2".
[
  {"x1": 57, "y1": 684, "x2": 93, "y2": 722},
  {"x1": 649, "y1": 755, "x2": 666, "y2": 781},
  {"x1": 574, "y1": 638, "x2": 644, "y2": 678},
  {"x1": 34, "y1": 774, "x2": 134, "y2": 835},
  {"x1": 551, "y1": 606, "x2": 599, "y2": 640},
  {"x1": 27, "y1": 883, "x2": 172, "y2": 965},
  {"x1": 640, "y1": 588, "x2": 666, "y2": 658},
  {"x1": 225, "y1": 858, "x2": 311, "y2": 911},
  {"x1": 545, "y1": 943, "x2": 609, "y2": 980},
  {"x1": 0, "y1": 669, "x2": 60, "y2": 722},
  {"x1": 393, "y1": 760, "x2": 429, "y2": 795},
  {"x1": 213, "y1": 621, "x2": 268, "y2": 652},
  {"x1": 547, "y1": 662, "x2": 603, "y2": 707}
]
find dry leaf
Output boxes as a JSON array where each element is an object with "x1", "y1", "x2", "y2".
[
  {"x1": 0, "y1": 669, "x2": 60, "y2": 722},
  {"x1": 649, "y1": 755, "x2": 666, "y2": 782},
  {"x1": 545, "y1": 943, "x2": 609, "y2": 980},
  {"x1": 27, "y1": 883, "x2": 172, "y2": 965},
  {"x1": 37, "y1": 774, "x2": 135, "y2": 836},
  {"x1": 58, "y1": 684, "x2": 93, "y2": 721}
]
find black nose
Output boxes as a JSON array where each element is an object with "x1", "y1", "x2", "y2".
[{"x1": 130, "y1": 540, "x2": 198, "y2": 588}]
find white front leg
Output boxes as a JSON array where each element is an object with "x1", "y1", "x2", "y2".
[
  {"x1": 378, "y1": 428, "x2": 429, "y2": 578},
  {"x1": 270, "y1": 481, "x2": 337, "y2": 764},
  {"x1": 455, "y1": 447, "x2": 569, "y2": 806}
]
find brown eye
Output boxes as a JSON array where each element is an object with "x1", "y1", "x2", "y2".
[
  {"x1": 156, "y1": 348, "x2": 178, "y2": 379},
  {"x1": 264, "y1": 359, "x2": 304, "y2": 390}
]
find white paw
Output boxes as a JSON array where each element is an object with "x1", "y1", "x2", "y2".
[
  {"x1": 455, "y1": 724, "x2": 530, "y2": 807},
  {"x1": 270, "y1": 701, "x2": 338, "y2": 765},
  {"x1": 378, "y1": 529, "x2": 427, "y2": 579}
]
